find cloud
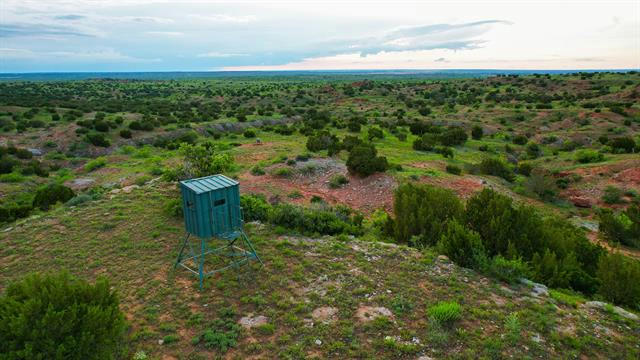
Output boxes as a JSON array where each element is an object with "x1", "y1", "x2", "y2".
[
  {"x1": 434, "y1": 57, "x2": 449, "y2": 63},
  {"x1": 197, "y1": 52, "x2": 248, "y2": 58},
  {"x1": 0, "y1": 47, "x2": 160, "y2": 62},
  {"x1": 53, "y1": 14, "x2": 85, "y2": 20},
  {"x1": 339, "y1": 20, "x2": 511, "y2": 57},
  {"x1": 0, "y1": 23, "x2": 95, "y2": 37},
  {"x1": 189, "y1": 14, "x2": 257, "y2": 24},
  {"x1": 126, "y1": 16, "x2": 174, "y2": 24},
  {"x1": 146, "y1": 31, "x2": 183, "y2": 36},
  {"x1": 234, "y1": 20, "x2": 511, "y2": 66}
]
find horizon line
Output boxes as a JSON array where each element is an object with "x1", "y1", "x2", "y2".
[{"x1": 1, "y1": 68, "x2": 639, "y2": 75}]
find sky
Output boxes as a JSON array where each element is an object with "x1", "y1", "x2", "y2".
[{"x1": 0, "y1": 0, "x2": 639, "y2": 72}]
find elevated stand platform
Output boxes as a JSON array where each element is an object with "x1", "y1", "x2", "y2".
[{"x1": 174, "y1": 230, "x2": 263, "y2": 289}]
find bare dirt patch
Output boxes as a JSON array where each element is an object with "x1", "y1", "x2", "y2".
[
  {"x1": 240, "y1": 158, "x2": 396, "y2": 213},
  {"x1": 355, "y1": 305, "x2": 394, "y2": 323},
  {"x1": 311, "y1": 306, "x2": 339, "y2": 323},
  {"x1": 420, "y1": 175, "x2": 485, "y2": 199}
]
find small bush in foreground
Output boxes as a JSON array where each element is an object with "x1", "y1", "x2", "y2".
[
  {"x1": 0, "y1": 272, "x2": 127, "y2": 360},
  {"x1": 240, "y1": 194, "x2": 271, "y2": 222},
  {"x1": 32, "y1": 183, "x2": 75, "y2": 210},
  {"x1": 427, "y1": 301, "x2": 462, "y2": 325}
]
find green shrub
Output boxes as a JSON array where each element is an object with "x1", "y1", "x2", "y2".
[
  {"x1": 437, "y1": 219, "x2": 485, "y2": 268},
  {"x1": 393, "y1": 183, "x2": 464, "y2": 247},
  {"x1": 0, "y1": 156, "x2": 18, "y2": 174},
  {"x1": 0, "y1": 172, "x2": 25, "y2": 183},
  {"x1": 445, "y1": 164, "x2": 461, "y2": 175},
  {"x1": 602, "y1": 186, "x2": 624, "y2": 204},
  {"x1": 85, "y1": 132, "x2": 111, "y2": 147},
  {"x1": 250, "y1": 165, "x2": 265, "y2": 176},
  {"x1": 240, "y1": 194, "x2": 272, "y2": 222},
  {"x1": 517, "y1": 162, "x2": 533, "y2": 176},
  {"x1": 32, "y1": 183, "x2": 75, "y2": 210},
  {"x1": 598, "y1": 205, "x2": 640, "y2": 248},
  {"x1": 0, "y1": 272, "x2": 127, "y2": 360},
  {"x1": 164, "y1": 198, "x2": 183, "y2": 218},
  {"x1": 243, "y1": 129, "x2": 256, "y2": 138},
  {"x1": 85, "y1": 157, "x2": 107, "y2": 172},
  {"x1": 609, "y1": 136, "x2": 636, "y2": 153},
  {"x1": 439, "y1": 127, "x2": 468, "y2": 146},
  {"x1": 193, "y1": 307, "x2": 241, "y2": 353},
  {"x1": 367, "y1": 126, "x2": 384, "y2": 141},
  {"x1": 329, "y1": 174, "x2": 349, "y2": 188},
  {"x1": 0, "y1": 202, "x2": 32, "y2": 223},
  {"x1": 306, "y1": 131, "x2": 338, "y2": 152},
  {"x1": 427, "y1": 301, "x2": 462, "y2": 325},
  {"x1": 135, "y1": 175, "x2": 152, "y2": 186},
  {"x1": 478, "y1": 158, "x2": 515, "y2": 182},
  {"x1": 269, "y1": 203, "x2": 360, "y2": 236},
  {"x1": 177, "y1": 143, "x2": 234, "y2": 179},
  {"x1": 513, "y1": 135, "x2": 528, "y2": 145},
  {"x1": 65, "y1": 194, "x2": 93, "y2": 207},
  {"x1": 596, "y1": 252, "x2": 640, "y2": 309},
  {"x1": 15, "y1": 148, "x2": 33, "y2": 159},
  {"x1": 466, "y1": 188, "x2": 542, "y2": 256},
  {"x1": 346, "y1": 143, "x2": 388, "y2": 177},
  {"x1": 524, "y1": 168, "x2": 557, "y2": 201},
  {"x1": 273, "y1": 167, "x2": 293, "y2": 178},
  {"x1": 575, "y1": 149, "x2": 604, "y2": 163},
  {"x1": 485, "y1": 255, "x2": 530, "y2": 284},
  {"x1": 119, "y1": 129, "x2": 132, "y2": 138},
  {"x1": 471, "y1": 125, "x2": 483, "y2": 140}
]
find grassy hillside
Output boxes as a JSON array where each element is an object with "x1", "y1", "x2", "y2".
[{"x1": 1, "y1": 182, "x2": 638, "y2": 359}]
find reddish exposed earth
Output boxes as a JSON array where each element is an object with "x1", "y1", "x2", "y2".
[{"x1": 239, "y1": 158, "x2": 396, "y2": 214}]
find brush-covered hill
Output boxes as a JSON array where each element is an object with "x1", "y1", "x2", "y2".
[{"x1": 1, "y1": 181, "x2": 638, "y2": 359}]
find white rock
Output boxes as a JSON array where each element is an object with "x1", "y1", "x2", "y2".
[
  {"x1": 315, "y1": 339, "x2": 322, "y2": 346},
  {"x1": 585, "y1": 301, "x2": 639, "y2": 321}
]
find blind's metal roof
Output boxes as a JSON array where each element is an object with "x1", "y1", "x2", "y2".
[{"x1": 180, "y1": 174, "x2": 238, "y2": 194}]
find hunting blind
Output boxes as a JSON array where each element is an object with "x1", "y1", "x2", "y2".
[{"x1": 175, "y1": 174, "x2": 262, "y2": 289}]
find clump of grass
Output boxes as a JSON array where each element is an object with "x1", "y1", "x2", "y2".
[
  {"x1": 85, "y1": 157, "x2": 107, "y2": 172},
  {"x1": 192, "y1": 307, "x2": 242, "y2": 353},
  {"x1": 65, "y1": 194, "x2": 93, "y2": 207},
  {"x1": 135, "y1": 175, "x2": 152, "y2": 186},
  {"x1": 504, "y1": 312, "x2": 521, "y2": 344},
  {"x1": 389, "y1": 295, "x2": 414, "y2": 316},
  {"x1": 273, "y1": 167, "x2": 293, "y2": 178},
  {"x1": 298, "y1": 164, "x2": 317, "y2": 176},
  {"x1": 602, "y1": 186, "x2": 625, "y2": 204},
  {"x1": 288, "y1": 190, "x2": 303, "y2": 199},
  {"x1": 251, "y1": 165, "x2": 266, "y2": 176},
  {"x1": 427, "y1": 301, "x2": 462, "y2": 325},
  {"x1": 549, "y1": 289, "x2": 584, "y2": 308},
  {"x1": 0, "y1": 172, "x2": 25, "y2": 183},
  {"x1": 162, "y1": 334, "x2": 179, "y2": 344},
  {"x1": 329, "y1": 174, "x2": 349, "y2": 188}
]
